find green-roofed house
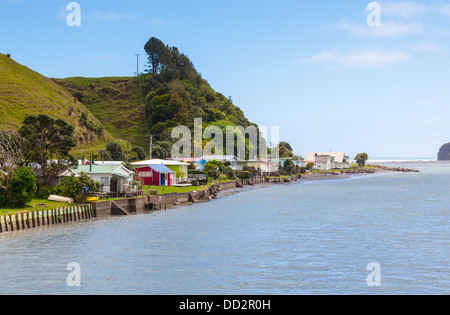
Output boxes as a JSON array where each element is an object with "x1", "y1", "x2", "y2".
[{"x1": 71, "y1": 164, "x2": 135, "y2": 194}]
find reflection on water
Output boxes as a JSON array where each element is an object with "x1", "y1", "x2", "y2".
[{"x1": 0, "y1": 164, "x2": 449, "y2": 295}]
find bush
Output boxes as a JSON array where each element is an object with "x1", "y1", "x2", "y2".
[
  {"x1": 235, "y1": 171, "x2": 251, "y2": 180},
  {"x1": 207, "y1": 169, "x2": 220, "y2": 181},
  {"x1": 191, "y1": 180, "x2": 199, "y2": 186},
  {"x1": 35, "y1": 186, "x2": 53, "y2": 199},
  {"x1": 55, "y1": 173, "x2": 100, "y2": 203},
  {"x1": 243, "y1": 166, "x2": 257, "y2": 176},
  {"x1": 8, "y1": 167, "x2": 37, "y2": 207}
]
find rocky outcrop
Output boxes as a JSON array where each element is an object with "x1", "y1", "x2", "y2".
[{"x1": 438, "y1": 143, "x2": 450, "y2": 161}]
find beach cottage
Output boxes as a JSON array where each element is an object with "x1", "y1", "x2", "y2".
[
  {"x1": 135, "y1": 164, "x2": 176, "y2": 186},
  {"x1": 305, "y1": 152, "x2": 350, "y2": 170},
  {"x1": 71, "y1": 164, "x2": 135, "y2": 194},
  {"x1": 202, "y1": 155, "x2": 239, "y2": 170},
  {"x1": 132, "y1": 159, "x2": 189, "y2": 184}
]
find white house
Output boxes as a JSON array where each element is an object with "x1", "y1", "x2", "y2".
[
  {"x1": 71, "y1": 164, "x2": 135, "y2": 194},
  {"x1": 201, "y1": 155, "x2": 239, "y2": 170},
  {"x1": 305, "y1": 152, "x2": 350, "y2": 170}
]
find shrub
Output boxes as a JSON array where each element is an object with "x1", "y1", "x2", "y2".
[
  {"x1": 36, "y1": 186, "x2": 53, "y2": 199},
  {"x1": 243, "y1": 166, "x2": 257, "y2": 176},
  {"x1": 55, "y1": 173, "x2": 100, "y2": 203},
  {"x1": 207, "y1": 169, "x2": 220, "y2": 181},
  {"x1": 235, "y1": 171, "x2": 251, "y2": 180},
  {"x1": 8, "y1": 167, "x2": 37, "y2": 207},
  {"x1": 191, "y1": 180, "x2": 199, "y2": 186}
]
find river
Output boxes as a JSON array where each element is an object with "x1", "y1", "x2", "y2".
[{"x1": 0, "y1": 163, "x2": 448, "y2": 295}]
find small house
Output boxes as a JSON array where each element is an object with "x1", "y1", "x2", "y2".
[
  {"x1": 71, "y1": 164, "x2": 135, "y2": 194},
  {"x1": 305, "y1": 152, "x2": 350, "y2": 170},
  {"x1": 135, "y1": 164, "x2": 176, "y2": 186},
  {"x1": 202, "y1": 155, "x2": 239, "y2": 170},
  {"x1": 132, "y1": 159, "x2": 189, "y2": 184}
]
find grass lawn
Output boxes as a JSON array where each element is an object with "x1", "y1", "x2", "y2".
[
  {"x1": 142, "y1": 179, "x2": 235, "y2": 195},
  {"x1": 142, "y1": 185, "x2": 210, "y2": 195},
  {"x1": 0, "y1": 199, "x2": 76, "y2": 215}
]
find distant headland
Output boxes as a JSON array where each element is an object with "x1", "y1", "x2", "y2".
[{"x1": 438, "y1": 143, "x2": 450, "y2": 161}]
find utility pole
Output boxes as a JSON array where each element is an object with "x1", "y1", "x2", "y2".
[
  {"x1": 126, "y1": 138, "x2": 130, "y2": 163},
  {"x1": 149, "y1": 135, "x2": 153, "y2": 159},
  {"x1": 135, "y1": 54, "x2": 140, "y2": 76}
]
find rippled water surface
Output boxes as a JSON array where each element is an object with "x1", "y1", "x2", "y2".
[{"x1": 0, "y1": 163, "x2": 448, "y2": 295}]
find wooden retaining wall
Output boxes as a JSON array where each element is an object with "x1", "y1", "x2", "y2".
[
  {"x1": 0, "y1": 204, "x2": 95, "y2": 233},
  {"x1": 0, "y1": 175, "x2": 300, "y2": 234}
]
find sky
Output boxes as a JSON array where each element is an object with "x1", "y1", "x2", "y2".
[{"x1": 1, "y1": 0, "x2": 450, "y2": 158}]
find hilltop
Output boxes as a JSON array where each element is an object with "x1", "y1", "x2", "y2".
[
  {"x1": 1, "y1": 37, "x2": 260, "y2": 160},
  {"x1": 56, "y1": 37, "x2": 257, "y2": 158},
  {"x1": 0, "y1": 53, "x2": 109, "y2": 148}
]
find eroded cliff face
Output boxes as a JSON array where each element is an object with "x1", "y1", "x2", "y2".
[{"x1": 438, "y1": 143, "x2": 450, "y2": 160}]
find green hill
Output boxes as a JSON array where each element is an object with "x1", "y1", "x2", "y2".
[
  {"x1": 1, "y1": 37, "x2": 259, "y2": 160},
  {"x1": 55, "y1": 76, "x2": 149, "y2": 150},
  {"x1": 56, "y1": 37, "x2": 257, "y2": 158},
  {"x1": 0, "y1": 53, "x2": 109, "y2": 148}
]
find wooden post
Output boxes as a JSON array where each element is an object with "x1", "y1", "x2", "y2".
[
  {"x1": 15, "y1": 213, "x2": 20, "y2": 230},
  {"x1": 4, "y1": 214, "x2": 9, "y2": 232},
  {"x1": 21, "y1": 212, "x2": 25, "y2": 230},
  {"x1": 9, "y1": 214, "x2": 14, "y2": 231}
]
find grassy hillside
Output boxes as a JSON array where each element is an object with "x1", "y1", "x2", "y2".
[
  {"x1": 1, "y1": 37, "x2": 259, "y2": 161},
  {"x1": 0, "y1": 53, "x2": 110, "y2": 148},
  {"x1": 55, "y1": 76, "x2": 150, "y2": 150}
]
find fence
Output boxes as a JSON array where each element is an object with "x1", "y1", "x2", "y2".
[{"x1": 0, "y1": 204, "x2": 95, "y2": 233}]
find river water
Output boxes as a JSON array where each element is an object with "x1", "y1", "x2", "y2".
[{"x1": 0, "y1": 163, "x2": 448, "y2": 295}]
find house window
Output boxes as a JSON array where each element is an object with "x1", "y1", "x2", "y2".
[{"x1": 101, "y1": 177, "x2": 110, "y2": 186}]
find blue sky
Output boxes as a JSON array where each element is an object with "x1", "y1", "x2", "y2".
[{"x1": 1, "y1": 0, "x2": 450, "y2": 158}]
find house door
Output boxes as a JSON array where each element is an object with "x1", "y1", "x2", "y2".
[
  {"x1": 160, "y1": 173, "x2": 166, "y2": 186},
  {"x1": 110, "y1": 178, "x2": 118, "y2": 193}
]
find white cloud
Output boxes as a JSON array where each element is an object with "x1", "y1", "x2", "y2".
[
  {"x1": 89, "y1": 11, "x2": 135, "y2": 21},
  {"x1": 336, "y1": 18, "x2": 424, "y2": 38},
  {"x1": 381, "y1": 1, "x2": 430, "y2": 19},
  {"x1": 303, "y1": 48, "x2": 411, "y2": 67},
  {"x1": 440, "y1": 4, "x2": 450, "y2": 16},
  {"x1": 407, "y1": 40, "x2": 445, "y2": 52}
]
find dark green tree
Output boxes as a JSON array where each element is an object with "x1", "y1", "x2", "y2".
[
  {"x1": 144, "y1": 37, "x2": 167, "y2": 74},
  {"x1": 0, "y1": 166, "x2": 36, "y2": 207},
  {"x1": 105, "y1": 141, "x2": 125, "y2": 161},
  {"x1": 355, "y1": 153, "x2": 369, "y2": 167},
  {"x1": 19, "y1": 115, "x2": 77, "y2": 187},
  {"x1": 131, "y1": 146, "x2": 146, "y2": 161},
  {"x1": 8, "y1": 167, "x2": 37, "y2": 207}
]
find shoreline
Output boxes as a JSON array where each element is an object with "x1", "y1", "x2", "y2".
[{"x1": 0, "y1": 165, "x2": 419, "y2": 234}]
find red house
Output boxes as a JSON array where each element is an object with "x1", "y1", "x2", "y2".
[{"x1": 136, "y1": 164, "x2": 176, "y2": 186}]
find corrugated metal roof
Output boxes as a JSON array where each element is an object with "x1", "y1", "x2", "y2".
[
  {"x1": 148, "y1": 164, "x2": 176, "y2": 173},
  {"x1": 72, "y1": 165, "x2": 134, "y2": 175}
]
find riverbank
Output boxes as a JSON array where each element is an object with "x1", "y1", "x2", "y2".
[{"x1": 0, "y1": 165, "x2": 419, "y2": 234}]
